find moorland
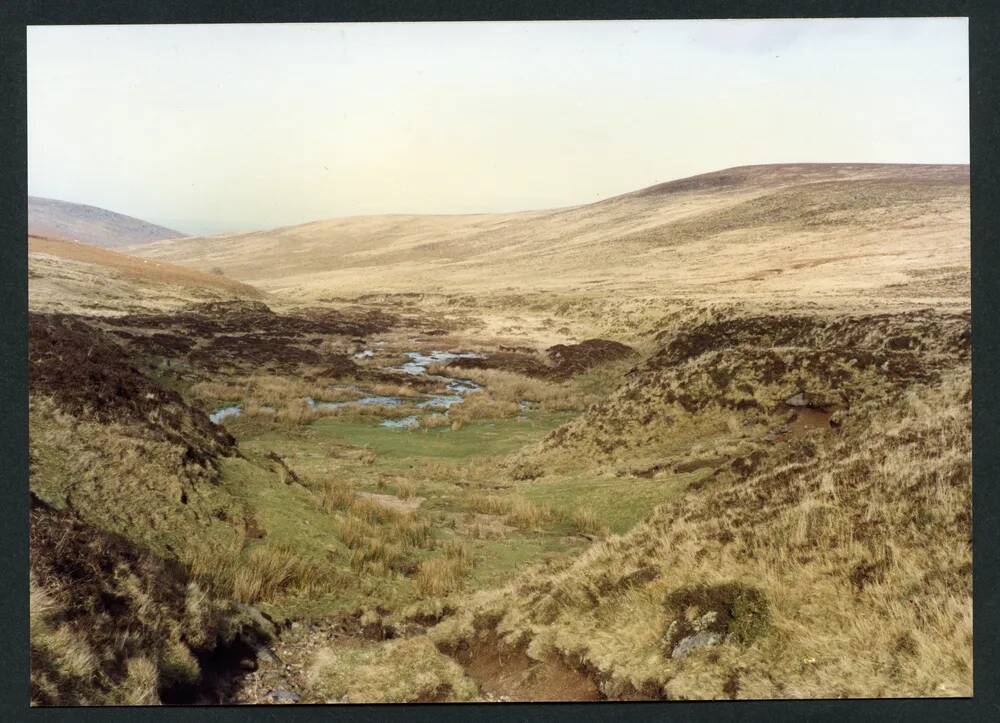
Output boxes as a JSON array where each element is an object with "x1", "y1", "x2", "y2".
[{"x1": 28, "y1": 163, "x2": 971, "y2": 704}]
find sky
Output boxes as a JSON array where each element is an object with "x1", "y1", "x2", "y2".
[{"x1": 28, "y1": 19, "x2": 969, "y2": 235}]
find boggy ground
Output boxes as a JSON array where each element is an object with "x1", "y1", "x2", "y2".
[{"x1": 28, "y1": 288, "x2": 971, "y2": 703}]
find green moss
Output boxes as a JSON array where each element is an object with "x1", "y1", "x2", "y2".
[{"x1": 519, "y1": 472, "x2": 697, "y2": 534}]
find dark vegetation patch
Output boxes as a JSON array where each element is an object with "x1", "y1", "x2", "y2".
[
  {"x1": 447, "y1": 351, "x2": 550, "y2": 377},
  {"x1": 447, "y1": 338, "x2": 635, "y2": 380},
  {"x1": 651, "y1": 310, "x2": 969, "y2": 369},
  {"x1": 29, "y1": 312, "x2": 235, "y2": 469},
  {"x1": 545, "y1": 339, "x2": 636, "y2": 378},
  {"x1": 108, "y1": 300, "x2": 396, "y2": 338},
  {"x1": 186, "y1": 333, "x2": 329, "y2": 372},
  {"x1": 94, "y1": 300, "x2": 393, "y2": 374},
  {"x1": 30, "y1": 494, "x2": 274, "y2": 706},
  {"x1": 543, "y1": 309, "x2": 969, "y2": 458},
  {"x1": 661, "y1": 583, "x2": 771, "y2": 656}
]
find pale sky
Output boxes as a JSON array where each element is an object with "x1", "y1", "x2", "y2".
[{"x1": 28, "y1": 19, "x2": 969, "y2": 235}]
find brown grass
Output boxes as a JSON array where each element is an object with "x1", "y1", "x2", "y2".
[
  {"x1": 567, "y1": 507, "x2": 608, "y2": 538},
  {"x1": 433, "y1": 368, "x2": 972, "y2": 699},
  {"x1": 415, "y1": 542, "x2": 474, "y2": 597},
  {"x1": 29, "y1": 235, "x2": 259, "y2": 296},
  {"x1": 394, "y1": 479, "x2": 418, "y2": 499},
  {"x1": 180, "y1": 536, "x2": 334, "y2": 604},
  {"x1": 322, "y1": 479, "x2": 357, "y2": 513},
  {"x1": 470, "y1": 494, "x2": 553, "y2": 530},
  {"x1": 132, "y1": 164, "x2": 968, "y2": 303},
  {"x1": 306, "y1": 637, "x2": 477, "y2": 703}
]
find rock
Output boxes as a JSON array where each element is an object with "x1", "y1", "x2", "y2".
[
  {"x1": 671, "y1": 631, "x2": 722, "y2": 659},
  {"x1": 266, "y1": 689, "x2": 300, "y2": 704},
  {"x1": 255, "y1": 644, "x2": 283, "y2": 665},
  {"x1": 784, "y1": 392, "x2": 808, "y2": 407},
  {"x1": 238, "y1": 658, "x2": 258, "y2": 671}
]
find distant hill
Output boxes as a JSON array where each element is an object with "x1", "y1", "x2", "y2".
[
  {"x1": 29, "y1": 196, "x2": 186, "y2": 249},
  {"x1": 28, "y1": 234, "x2": 261, "y2": 314},
  {"x1": 133, "y1": 163, "x2": 970, "y2": 300}
]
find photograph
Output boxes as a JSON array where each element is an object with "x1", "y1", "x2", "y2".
[{"x1": 25, "y1": 17, "x2": 972, "y2": 705}]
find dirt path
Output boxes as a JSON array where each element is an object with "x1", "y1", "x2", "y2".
[{"x1": 449, "y1": 634, "x2": 601, "y2": 702}]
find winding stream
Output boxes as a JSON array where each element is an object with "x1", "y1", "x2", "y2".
[{"x1": 210, "y1": 349, "x2": 487, "y2": 428}]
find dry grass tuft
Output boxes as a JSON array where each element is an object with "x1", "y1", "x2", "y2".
[
  {"x1": 181, "y1": 536, "x2": 334, "y2": 604},
  {"x1": 420, "y1": 413, "x2": 451, "y2": 429},
  {"x1": 306, "y1": 637, "x2": 477, "y2": 703},
  {"x1": 414, "y1": 540, "x2": 474, "y2": 597},
  {"x1": 394, "y1": 479, "x2": 418, "y2": 499},
  {"x1": 568, "y1": 507, "x2": 608, "y2": 537},
  {"x1": 322, "y1": 479, "x2": 357, "y2": 513}
]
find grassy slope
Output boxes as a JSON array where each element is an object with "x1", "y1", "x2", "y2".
[
  {"x1": 429, "y1": 369, "x2": 971, "y2": 699},
  {"x1": 29, "y1": 196, "x2": 185, "y2": 249},
  {"x1": 133, "y1": 163, "x2": 969, "y2": 301},
  {"x1": 29, "y1": 235, "x2": 261, "y2": 316}
]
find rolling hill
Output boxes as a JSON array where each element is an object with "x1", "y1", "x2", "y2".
[
  {"x1": 29, "y1": 234, "x2": 261, "y2": 315},
  {"x1": 29, "y1": 196, "x2": 187, "y2": 249},
  {"x1": 28, "y1": 162, "x2": 972, "y2": 702},
  {"x1": 133, "y1": 163, "x2": 969, "y2": 302}
]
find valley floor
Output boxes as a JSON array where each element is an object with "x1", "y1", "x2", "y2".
[{"x1": 27, "y1": 284, "x2": 971, "y2": 704}]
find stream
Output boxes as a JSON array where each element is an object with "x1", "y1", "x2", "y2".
[{"x1": 210, "y1": 350, "x2": 487, "y2": 428}]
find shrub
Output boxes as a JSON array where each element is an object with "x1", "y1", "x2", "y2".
[{"x1": 662, "y1": 582, "x2": 771, "y2": 655}]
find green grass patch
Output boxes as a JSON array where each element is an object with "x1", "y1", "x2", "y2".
[
  {"x1": 307, "y1": 412, "x2": 575, "y2": 463},
  {"x1": 518, "y1": 472, "x2": 702, "y2": 534}
]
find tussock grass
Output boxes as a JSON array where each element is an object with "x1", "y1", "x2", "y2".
[
  {"x1": 506, "y1": 496, "x2": 554, "y2": 529},
  {"x1": 306, "y1": 637, "x2": 477, "y2": 703},
  {"x1": 322, "y1": 479, "x2": 357, "y2": 513},
  {"x1": 30, "y1": 503, "x2": 275, "y2": 707},
  {"x1": 394, "y1": 479, "x2": 417, "y2": 499},
  {"x1": 349, "y1": 496, "x2": 405, "y2": 525},
  {"x1": 348, "y1": 538, "x2": 407, "y2": 575},
  {"x1": 470, "y1": 494, "x2": 553, "y2": 530},
  {"x1": 567, "y1": 507, "x2": 608, "y2": 537},
  {"x1": 387, "y1": 515, "x2": 433, "y2": 549},
  {"x1": 335, "y1": 514, "x2": 378, "y2": 550},
  {"x1": 416, "y1": 555, "x2": 471, "y2": 596},
  {"x1": 451, "y1": 363, "x2": 629, "y2": 412},
  {"x1": 364, "y1": 381, "x2": 423, "y2": 398},
  {"x1": 190, "y1": 374, "x2": 360, "y2": 408},
  {"x1": 434, "y1": 368, "x2": 972, "y2": 699},
  {"x1": 420, "y1": 413, "x2": 451, "y2": 429},
  {"x1": 117, "y1": 657, "x2": 160, "y2": 706},
  {"x1": 448, "y1": 394, "x2": 520, "y2": 423},
  {"x1": 181, "y1": 536, "x2": 334, "y2": 604}
]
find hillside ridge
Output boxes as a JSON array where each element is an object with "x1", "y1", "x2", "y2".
[
  {"x1": 29, "y1": 195, "x2": 187, "y2": 249},
  {"x1": 132, "y1": 163, "x2": 970, "y2": 301}
]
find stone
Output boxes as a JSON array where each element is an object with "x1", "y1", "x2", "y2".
[
  {"x1": 785, "y1": 392, "x2": 808, "y2": 407},
  {"x1": 266, "y1": 689, "x2": 300, "y2": 704},
  {"x1": 671, "y1": 631, "x2": 722, "y2": 659}
]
